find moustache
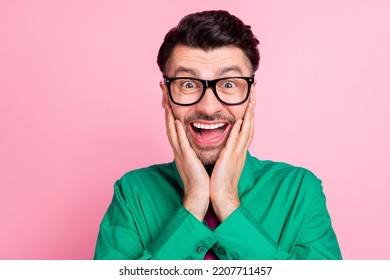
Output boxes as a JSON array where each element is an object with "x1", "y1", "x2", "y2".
[{"x1": 184, "y1": 112, "x2": 235, "y2": 125}]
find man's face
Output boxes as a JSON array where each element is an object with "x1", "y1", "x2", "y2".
[{"x1": 161, "y1": 45, "x2": 256, "y2": 166}]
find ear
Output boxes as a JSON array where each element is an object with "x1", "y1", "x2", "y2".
[{"x1": 160, "y1": 81, "x2": 169, "y2": 109}]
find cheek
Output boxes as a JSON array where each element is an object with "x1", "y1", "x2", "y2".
[
  {"x1": 170, "y1": 105, "x2": 191, "y2": 122},
  {"x1": 227, "y1": 106, "x2": 247, "y2": 121}
]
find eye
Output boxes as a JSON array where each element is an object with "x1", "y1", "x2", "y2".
[
  {"x1": 222, "y1": 81, "x2": 237, "y2": 88},
  {"x1": 182, "y1": 81, "x2": 196, "y2": 88}
]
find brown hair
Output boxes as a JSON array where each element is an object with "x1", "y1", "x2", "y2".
[{"x1": 157, "y1": 10, "x2": 260, "y2": 75}]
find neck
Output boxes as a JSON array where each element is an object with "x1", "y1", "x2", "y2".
[{"x1": 205, "y1": 164, "x2": 214, "y2": 176}]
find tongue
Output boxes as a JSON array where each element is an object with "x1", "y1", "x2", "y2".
[{"x1": 199, "y1": 128, "x2": 222, "y2": 139}]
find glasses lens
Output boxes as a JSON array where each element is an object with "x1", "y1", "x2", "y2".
[
  {"x1": 216, "y1": 78, "x2": 249, "y2": 104},
  {"x1": 170, "y1": 78, "x2": 203, "y2": 105}
]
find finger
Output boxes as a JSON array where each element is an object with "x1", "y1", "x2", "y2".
[
  {"x1": 247, "y1": 106, "x2": 255, "y2": 150},
  {"x1": 237, "y1": 104, "x2": 254, "y2": 151},
  {"x1": 174, "y1": 119, "x2": 192, "y2": 153},
  {"x1": 165, "y1": 108, "x2": 180, "y2": 152},
  {"x1": 224, "y1": 119, "x2": 243, "y2": 151},
  {"x1": 244, "y1": 103, "x2": 255, "y2": 150}
]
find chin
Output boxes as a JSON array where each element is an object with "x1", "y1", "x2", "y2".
[{"x1": 194, "y1": 147, "x2": 222, "y2": 166}]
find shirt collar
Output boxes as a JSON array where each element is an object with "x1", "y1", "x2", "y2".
[{"x1": 172, "y1": 151, "x2": 254, "y2": 197}]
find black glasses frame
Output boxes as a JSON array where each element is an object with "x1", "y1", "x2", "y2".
[{"x1": 163, "y1": 76, "x2": 255, "y2": 106}]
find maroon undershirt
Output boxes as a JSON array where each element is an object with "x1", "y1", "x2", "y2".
[{"x1": 203, "y1": 206, "x2": 220, "y2": 260}]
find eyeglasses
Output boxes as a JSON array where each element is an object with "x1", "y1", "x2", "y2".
[{"x1": 163, "y1": 76, "x2": 255, "y2": 106}]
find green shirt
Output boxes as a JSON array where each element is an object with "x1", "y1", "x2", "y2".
[{"x1": 94, "y1": 153, "x2": 342, "y2": 260}]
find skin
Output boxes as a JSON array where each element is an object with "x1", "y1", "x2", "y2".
[{"x1": 160, "y1": 45, "x2": 256, "y2": 223}]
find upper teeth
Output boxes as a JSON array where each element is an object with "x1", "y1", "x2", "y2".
[{"x1": 193, "y1": 123, "x2": 226, "y2": 130}]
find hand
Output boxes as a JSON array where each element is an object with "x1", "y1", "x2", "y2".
[
  {"x1": 164, "y1": 107, "x2": 210, "y2": 221},
  {"x1": 210, "y1": 102, "x2": 255, "y2": 221}
]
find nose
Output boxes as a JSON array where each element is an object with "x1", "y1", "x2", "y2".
[{"x1": 194, "y1": 87, "x2": 224, "y2": 116}]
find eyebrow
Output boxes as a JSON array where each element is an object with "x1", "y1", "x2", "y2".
[
  {"x1": 216, "y1": 66, "x2": 244, "y2": 77},
  {"x1": 174, "y1": 66, "x2": 245, "y2": 78},
  {"x1": 174, "y1": 67, "x2": 199, "y2": 77}
]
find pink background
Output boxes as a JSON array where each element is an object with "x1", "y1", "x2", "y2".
[{"x1": 1, "y1": 0, "x2": 389, "y2": 260}]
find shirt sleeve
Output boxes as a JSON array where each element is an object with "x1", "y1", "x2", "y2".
[
  {"x1": 93, "y1": 179, "x2": 217, "y2": 260},
  {"x1": 141, "y1": 207, "x2": 217, "y2": 260},
  {"x1": 212, "y1": 173, "x2": 342, "y2": 260},
  {"x1": 288, "y1": 187, "x2": 342, "y2": 259}
]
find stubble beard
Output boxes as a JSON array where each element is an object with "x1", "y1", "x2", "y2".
[
  {"x1": 185, "y1": 131, "x2": 226, "y2": 167},
  {"x1": 182, "y1": 111, "x2": 235, "y2": 167}
]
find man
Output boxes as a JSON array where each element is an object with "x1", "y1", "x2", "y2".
[{"x1": 94, "y1": 10, "x2": 342, "y2": 260}]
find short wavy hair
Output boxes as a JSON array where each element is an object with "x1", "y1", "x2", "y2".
[{"x1": 157, "y1": 10, "x2": 260, "y2": 75}]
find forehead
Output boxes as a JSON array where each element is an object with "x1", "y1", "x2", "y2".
[{"x1": 166, "y1": 45, "x2": 252, "y2": 78}]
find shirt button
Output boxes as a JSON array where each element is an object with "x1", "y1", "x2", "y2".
[
  {"x1": 196, "y1": 246, "x2": 206, "y2": 254},
  {"x1": 217, "y1": 247, "x2": 226, "y2": 255}
]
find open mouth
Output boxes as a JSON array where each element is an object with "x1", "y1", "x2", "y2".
[{"x1": 190, "y1": 121, "x2": 230, "y2": 146}]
